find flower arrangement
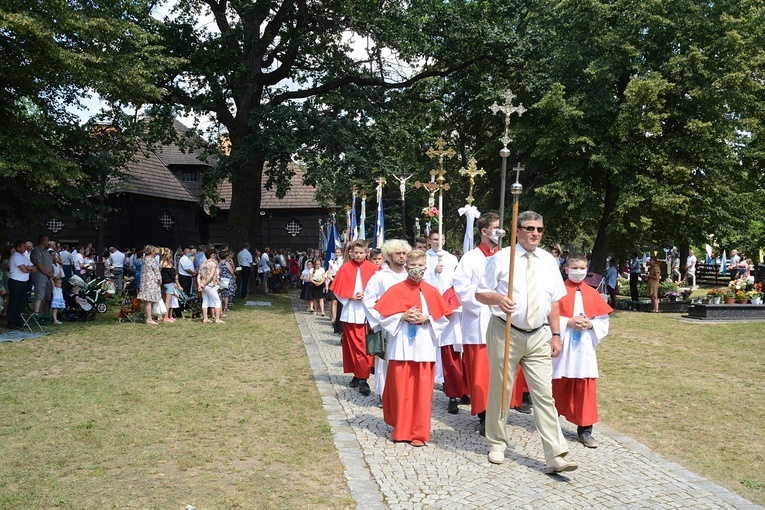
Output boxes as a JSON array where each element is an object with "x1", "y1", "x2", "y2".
[
  {"x1": 681, "y1": 289, "x2": 692, "y2": 299},
  {"x1": 422, "y1": 206, "x2": 440, "y2": 225},
  {"x1": 707, "y1": 288, "x2": 726, "y2": 297},
  {"x1": 665, "y1": 291, "x2": 682, "y2": 300},
  {"x1": 735, "y1": 290, "x2": 750, "y2": 302},
  {"x1": 729, "y1": 278, "x2": 754, "y2": 293},
  {"x1": 750, "y1": 282, "x2": 763, "y2": 299}
]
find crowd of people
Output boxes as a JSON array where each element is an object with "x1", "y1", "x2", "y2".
[
  {"x1": 0, "y1": 238, "x2": 309, "y2": 328},
  {"x1": 289, "y1": 210, "x2": 614, "y2": 474}
]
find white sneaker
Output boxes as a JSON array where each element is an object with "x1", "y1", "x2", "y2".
[{"x1": 488, "y1": 450, "x2": 505, "y2": 464}]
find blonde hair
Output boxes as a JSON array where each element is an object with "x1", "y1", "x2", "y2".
[{"x1": 381, "y1": 239, "x2": 412, "y2": 262}]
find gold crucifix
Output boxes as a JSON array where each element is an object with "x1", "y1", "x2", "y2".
[{"x1": 458, "y1": 157, "x2": 486, "y2": 205}]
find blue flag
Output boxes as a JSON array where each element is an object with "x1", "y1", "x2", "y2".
[
  {"x1": 323, "y1": 222, "x2": 337, "y2": 270},
  {"x1": 350, "y1": 193, "x2": 358, "y2": 242},
  {"x1": 372, "y1": 181, "x2": 385, "y2": 248},
  {"x1": 359, "y1": 197, "x2": 366, "y2": 240}
]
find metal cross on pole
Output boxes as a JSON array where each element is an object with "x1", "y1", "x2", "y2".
[
  {"x1": 489, "y1": 90, "x2": 526, "y2": 244},
  {"x1": 458, "y1": 157, "x2": 486, "y2": 206},
  {"x1": 418, "y1": 138, "x2": 454, "y2": 286}
]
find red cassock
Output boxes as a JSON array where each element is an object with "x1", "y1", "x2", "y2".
[
  {"x1": 330, "y1": 259, "x2": 380, "y2": 378},
  {"x1": 552, "y1": 280, "x2": 613, "y2": 426},
  {"x1": 375, "y1": 278, "x2": 451, "y2": 443}
]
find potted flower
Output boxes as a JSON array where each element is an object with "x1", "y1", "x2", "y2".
[
  {"x1": 706, "y1": 288, "x2": 723, "y2": 305},
  {"x1": 735, "y1": 290, "x2": 750, "y2": 304},
  {"x1": 723, "y1": 290, "x2": 736, "y2": 304},
  {"x1": 750, "y1": 283, "x2": 763, "y2": 305},
  {"x1": 666, "y1": 291, "x2": 681, "y2": 302}
]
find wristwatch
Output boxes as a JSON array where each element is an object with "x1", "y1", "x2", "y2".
[{"x1": 551, "y1": 332, "x2": 561, "y2": 337}]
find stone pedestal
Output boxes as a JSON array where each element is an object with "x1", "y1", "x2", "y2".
[{"x1": 686, "y1": 304, "x2": 765, "y2": 321}]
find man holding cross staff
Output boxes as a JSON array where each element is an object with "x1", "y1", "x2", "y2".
[{"x1": 476, "y1": 199, "x2": 577, "y2": 471}]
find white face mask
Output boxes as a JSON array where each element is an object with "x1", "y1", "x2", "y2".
[
  {"x1": 568, "y1": 268, "x2": 588, "y2": 283},
  {"x1": 487, "y1": 228, "x2": 505, "y2": 244}
]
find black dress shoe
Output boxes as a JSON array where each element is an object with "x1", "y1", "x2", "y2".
[
  {"x1": 358, "y1": 380, "x2": 371, "y2": 396},
  {"x1": 460, "y1": 394, "x2": 471, "y2": 405},
  {"x1": 513, "y1": 403, "x2": 532, "y2": 414},
  {"x1": 349, "y1": 376, "x2": 360, "y2": 388},
  {"x1": 447, "y1": 398, "x2": 459, "y2": 414}
]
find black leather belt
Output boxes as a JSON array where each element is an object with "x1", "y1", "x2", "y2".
[{"x1": 494, "y1": 315, "x2": 544, "y2": 334}]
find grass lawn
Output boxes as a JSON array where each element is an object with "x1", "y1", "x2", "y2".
[
  {"x1": 1, "y1": 292, "x2": 764, "y2": 508},
  {"x1": 0, "y1": 294, "x2": 353, "y2": 510},
  {"x1": 598, "y1": 308, "x2": 765, "y2": 506}
]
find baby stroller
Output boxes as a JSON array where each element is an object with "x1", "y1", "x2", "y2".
[
  {"x1": 176, "y1": 289, "x2": 201, "y2": 319},
  {"x1": 269, "y1": 268, "x2": 288, "y2": 294},
  {"x1": 118, "y1": 280, "x2": 141, "y2": 323},
  {"x1": 62, "y1": 275, "x2": 97, "y2": 321}
]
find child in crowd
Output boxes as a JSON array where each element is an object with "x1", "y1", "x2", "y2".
[
  {"x1": 552, "y1": 253, "x2": 613, "y2": 449},
  {"x1": 300, "y1": 260, "x2": 314, "y2": 312},
  {"x1": 50, "y1": 276, "x2": 65, "y2": 324}
]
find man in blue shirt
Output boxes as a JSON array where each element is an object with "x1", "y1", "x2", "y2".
[{"x1": 605, "y1": 258, "x2": 618, "y2": 308}]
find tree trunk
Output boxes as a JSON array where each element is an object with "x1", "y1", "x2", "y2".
[
  {"x1": 590, "y1": 176, "x2": 620, "y2": 274},
  {"x1": 227, "y1": 148, "x2": 266, "y2": 251}
]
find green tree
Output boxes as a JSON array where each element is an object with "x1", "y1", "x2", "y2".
[
  {"x1": 156, "y1": 0, "x2": 524, "y2": 249},
  {"x1": 0, "y1": 0, "x2": 178, "y2": 239},
  {"x1": 513, "y1": 0, "x2": 765, "y2": 271}
]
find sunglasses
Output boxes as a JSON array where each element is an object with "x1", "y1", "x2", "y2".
[{"x1": 520, "y1": 226, "x2": 545, "y2": 233}]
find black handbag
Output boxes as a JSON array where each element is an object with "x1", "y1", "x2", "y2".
[{"x1": 365, "y1": 322, "x2": 386, "y2": 358}]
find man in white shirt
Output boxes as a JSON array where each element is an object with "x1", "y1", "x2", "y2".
[
  {"x1": 685, "y1": 249, "x2": 697, "y2": 289},
  {"x1": 59, "y1": 244, "x2": 73, "y2": 280},
  {"x1": 476, "y1": 210, "x2": 577, "y2": 473},
  {"x1": 238, "y1": 243, "x2": 254, "y2": 298},
  {"x1": 259, "y1": 247, "x2": 272, "y2": 293},
  {"x1": 177, "y1": 247, "x2": 196, "y2": 295},
  {"x1": 107, "y1": 246, "x2": 126, "y2": 292},
  {"x1": 73, "y1": 246, "x2": 85, "y2": 277},
  {"x1": 7, "y1": 240, "x2": 37, "y2": 329}
]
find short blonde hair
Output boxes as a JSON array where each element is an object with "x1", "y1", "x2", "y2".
[{"x1": 381, "y1": 239, "x2": 412, "y2": 262}]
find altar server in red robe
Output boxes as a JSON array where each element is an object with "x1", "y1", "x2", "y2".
[
  {"x1": 552, "y1": 253, "x2": 613, "y2": 448},
  {"x1": 374, "y1": 250, "x2": 451, "y2": 446},
  {"x1": 330, "y1": 239, "x2": 379, "y2": 396}
]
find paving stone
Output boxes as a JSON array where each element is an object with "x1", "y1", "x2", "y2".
[{"x1": 291, "y1": 294, "x2": 763, "y2": 510}]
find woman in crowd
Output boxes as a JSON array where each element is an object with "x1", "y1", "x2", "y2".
[
  {"x1": 198, "y1": 248, "x2": 224, "y2": 324},
  {"x1": 218, "y1": 249, "x2": 236, "y2": 314},
  {"x1": 160, "y1": 248, "x2": 181, "y2": 323},
  {"x1": 310, "y1": 257, "x2": 326, "y2": 316},
  {"x1": 138, "y1": 245, "x2": 162, "y2": 325}
]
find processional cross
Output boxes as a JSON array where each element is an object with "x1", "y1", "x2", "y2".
[
  {"x1": 458, "y1": 157, "x2": 486, "y2": 206},
  {"x1": 489, "y1": 90, "x2": 526, "y2": 233}
]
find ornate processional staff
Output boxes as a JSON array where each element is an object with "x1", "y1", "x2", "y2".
[
  {"x1": 490, "y1": 90, "x2": 528, "y2": 421},
  {"x1": 458, "y1": 157, "x2": 486, "y2": 253},
  {"x1": 489, "y1": 90, "x2": 526, "y2": 246},
  {"x1": 392, "y1": 164, "x2": 413, "y2": 239},
  {"x1": 417, "y1": 137, "x2": 454, "y2": 286}
]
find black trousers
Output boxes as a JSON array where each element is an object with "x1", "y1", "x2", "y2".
[
  {"x1": 629, "y1": 273, "x2": 640, "y2": 303},
  {"x1": 239, "y1": 266, "x2": 251, "y2": 298},
  {"x1": 178, "y1": 274, "x2": 192, "y2": 296},
  {"x1": 7, "y1": 278, "x2": 27, "y2": 329}
]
